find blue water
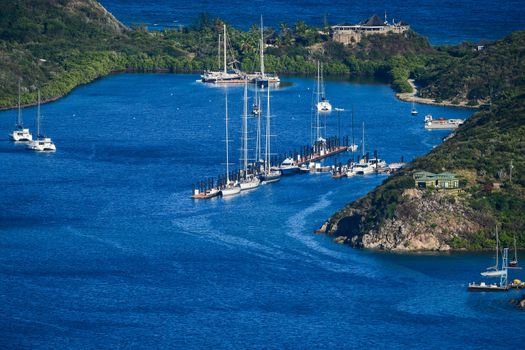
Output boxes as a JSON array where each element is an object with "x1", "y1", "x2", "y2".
[
  {"x1": 100, "y1": 0, "x2": 525, "y2": 44},
  {"x1": 1, "y1": 74, "x2": 523, "y2": 349}
]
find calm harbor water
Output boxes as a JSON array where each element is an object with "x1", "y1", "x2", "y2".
[
  {"x1": 100, "y1": 0, "x2": 525, "y2": 44},
  {"x1": 0, "y1": 74, "x2": 523, "y2": 348}
]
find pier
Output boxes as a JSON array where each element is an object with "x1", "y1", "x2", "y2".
[{"x1": 191, "y1": 135, "x2": 353, "y2": 199}]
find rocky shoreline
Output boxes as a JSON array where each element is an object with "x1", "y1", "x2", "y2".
[{"x1": 396, "y1": 79, "x2": 479, "y2": 109}]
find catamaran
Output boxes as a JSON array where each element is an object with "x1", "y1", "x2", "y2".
[
  {"x1": 260, "y1": 83, "x2": 281, "y2": 183},
  {"x1": 201, "y1": 25, "x2": 245, "y2": 84},
  {"x1": 9, "y1": 80, "x2": 33, "y2": 142},
  {"x1": 316, "y1": 61, "x2": 332, "y2": 112},
  {"x1": 481, "y1": 226, "x2": 506, "y2": 277},
  {"x1": 220, "y1": 89, "x2": 241, "y2": 197},
  {"x1": 239, "y1": 80, "x2": 261, "y2": 191},
  {"x1": 27, "y1": 91, "x2": 56, "y2": 152}
]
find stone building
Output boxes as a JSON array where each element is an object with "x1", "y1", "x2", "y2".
[
  {"x1": 332, "y1": 14, "x2": 409, "y2": 45},
  {"x1": 413, "y1": 171, "x2": 460, "y2": 191}
]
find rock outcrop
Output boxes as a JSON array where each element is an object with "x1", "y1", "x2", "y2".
[{"x1": 319, "y1": 187, "x2": 487, "y2": 251}]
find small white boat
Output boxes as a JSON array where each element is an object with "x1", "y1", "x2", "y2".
[
  {"x1": 315, "y1": 61, "x2": 332, "y2": 112},
  {"x1": 27, "y1": 91, "x2": 55, "y2": 152},
  {"x1": 411, "y1": 101, "x2": 418, "y2": 116},
  {"x1": 10, "y1": 80, "x2": 33, "y2": 142},
  {"x1": 279, "y1": 157, "x2": 300, "y2": 175},
  {"x1": 317, "y1": 98, "x2": 332, "y2": 112},
  {"x1": 353, "y1": 159, "x2": 374, "y2": 175},
  {"x1": 370, "y1": 158, "x2": 387, "y2": 169}
]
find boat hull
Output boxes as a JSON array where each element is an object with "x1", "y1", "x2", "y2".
[{"x1": 221, "y1": 186, "x2": 241, "y2": 196}]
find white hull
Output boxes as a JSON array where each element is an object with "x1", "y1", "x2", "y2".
[
  {"x1": 221, "y1": 185, "x2": 241, "y2": 196},
  {"x1": 10, "y1": 129, "x2": 33, "y2": 142},
  {"x1": 27, "y1": 138, "x2": 56, "y2": 152},
  {"x1": 240, "y1": 178, "x2": 260, "y2": 191},
  {"x1": 316, "y1": 101, "x2": 332, "y2": 112},
  {"x1": 262, "y1": 171, "x2": 281, "y2": 183}
]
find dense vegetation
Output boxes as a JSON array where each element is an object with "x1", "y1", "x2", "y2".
[
  {"x1": 330, "y1": 93, "x2": 525, "y2": 249},
  {"x1": 3, "y1": 0, "x2": 522, "y2": 110}
]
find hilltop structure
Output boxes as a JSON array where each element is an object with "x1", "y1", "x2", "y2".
[{"x1": 332, "y1": 14, "x2": 409, "y2": 45}]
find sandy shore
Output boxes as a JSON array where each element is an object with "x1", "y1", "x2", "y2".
[{"x1": 396, "y1": 79, "x2": 479, "y2": 109}]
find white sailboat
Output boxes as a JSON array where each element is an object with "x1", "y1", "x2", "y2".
[
  {"x1": 220, "y1": 89, "x2": 241, "y2": 197},
  {"x1": 27, "y1": 91, "x2": 56, "y2": 152},
  {"x1": 348, "y1": 107, "x2": 358, "y2": 152},
  {"x1": 261, "y1": 83, "x2": 281, "y2": 183},
  {"x1": 509, "y1": 233, "x2": 519, "y2": 267},
  {"x1": 316, "y1": 61, "x2": 332, "y2": 112},
  {"x1": 481, "y1": 226, "x2": 505, "y2": 276},
  {"x1": 9, "y1": 80, "x2": 33, "y2": 142},
  {"x1": 411, "y1": 101, "x2": 418, "y2": 116},
  {"x1": 251, "y1": 16, "x2": 280, "y2": 87},
  {"x1": 239, "y1": 80, "x2": 261, "y2": 191},
  {"x1": 201, "y1": 25, "x2": 244, "y2": 84}
]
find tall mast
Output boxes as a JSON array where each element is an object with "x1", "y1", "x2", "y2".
[
  {"x1": 513, "y1": 234, "x2": 518, "y2": 262},
  {"x1": 316, "y1": 61, "x2": 320, "y2": 104},
  {"x1": 320, "y1": 63, "x2": 325, "y2": 98},
  {"x1": 37, "y1": 90, "x2": 41, "y2": 137},
  {"x1": 218, "y1": 33, "x2": 221, "y2": 70},
  {"x1": 362, "y1": 121, "x2": 365, "y2": 157},
  {"x1": 225, "y1": 89, "x2": 230, "y2": 182},
  {"x1": 315, "y1": 61, "x2": 321, "y2": 142},
  {"x1": 223, "y1": 24, "x2": 227, "y2": 74},
  {"x1": 495, "y1": 225, "x2": 499, "y2": 270},
  {"x1": 17, "y1": 79, "x2": 22, "y2": 127},
  {"x1": 265, "y1": 83, "x2": 271, "y2": 173},
  {"x1": 256, "y1": 95, "x2": 262, "y2": 162},
  {"x1": 260, "y1": 15, "x2": 265, "y2": 78},
  {"x1": 351, "y1": 106, "x2": 355, "y2": 160},
  {"x1": 242, "y1": 80, "x2": 249, "y2": 172}
]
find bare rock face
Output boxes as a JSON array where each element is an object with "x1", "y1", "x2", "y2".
[
  {"x1": 324, "y1": 188, "x2": 486, "y2": 251},
  {"x1": 66, "y1": 0, "x2": 129, "y2": 34}
]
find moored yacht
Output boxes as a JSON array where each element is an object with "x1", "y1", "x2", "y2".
[
  {"x1": 279, "y1": 157, "x2": 300, "y2": 175},
  {"x1": 315, "y1": 62, "x2": 332, "y2": 112},
  {"x1": 10, "y1": 80, "x2": 33, "y2": 142},
  {"x1": 353, "y1": 159, "x2": 374, "y2": 175},
  {"x1": 201, "y1": 25, "x2": 245, "y2": 84},
  {"x1": 260, "y1": 82, "x2": 281, "y2": 183},
  {"x1": 27, "y1": 91, "x2": 55, "y2": 152},
  {"x1": 220, "y1": 89, "x2": 241, "y2": 197},
  {"x1": 239, "y1": 80, "x2": 261, "y2": 191}
]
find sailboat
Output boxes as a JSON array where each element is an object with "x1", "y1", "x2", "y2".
[
  {"x1": 251, "y1": 16, "x2": 280, "y2": 87},
  {"x1": 510, "y1": 233, "x2": 519, "y2": 267},
  {"x1": 239, "y1": 80, "x2": 261, "y2": 191},
  {"x1": 316, "y1": 62, "x2": 332, "y2": 112},
  {"x1": 9, "y1": 80, "x2": 33, "y2": 142},
  {"x1": 481, "y1": 226, "x2": 506, "y2": 277},
  {"x1": 411, "y1": 101, "x2": 418, "y2": 116},
  {"x1": 220, "y1": 89, "x2": 241, "y2": 197},
  {"x1": 27, "y1": 91, "x2": 56, "y2": 152},
  {"x1": 352, "y1": 122, "x2": 374, "y2": 175},
  {"x1": 260, "y1": 83, "x2": 281, "y2": 183},
  {"x1": 201, "y1": 25, "x2": 244, "y2": 84},
  {"x1": 349, "y1": 107, "x2": 358, "y2": 152},
  {"x1": 252, "y1": 82, "x2": 261, "y2": 115}
]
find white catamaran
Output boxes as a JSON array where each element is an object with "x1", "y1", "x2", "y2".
[
  {"x1": 10, "y1": 80, "x2": 33, "y2": 142},
  {"x1": 27, "y1": 91, "x2": 56, "y2": 152}
]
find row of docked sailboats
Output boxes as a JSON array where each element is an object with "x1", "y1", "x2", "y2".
[
  {"x1": 201, "y1": 18, "x2": 280, "y2": 87},
  {"x1": 9, "y1": 82, "x2": 56, "y2": 152},
  {"x1": 217, "y1": 79, "x2": 280, "y2": 198}
]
